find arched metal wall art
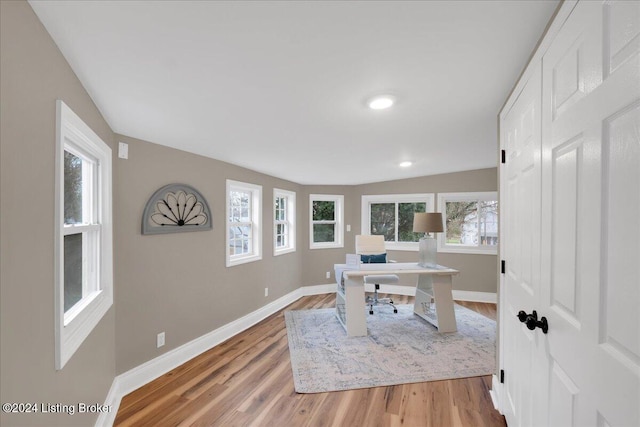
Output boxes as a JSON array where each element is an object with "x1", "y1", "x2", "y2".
[{"x1": 142, "y1": 184, "x2": 212, "y2": 235}]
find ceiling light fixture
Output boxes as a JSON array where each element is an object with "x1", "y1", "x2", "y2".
[
  {"x1": 399, "y1": 161, "x2": 413, "y2": 168},
  {"x1": 368, "y1": 95, "x2": 395, "y2": 110}
]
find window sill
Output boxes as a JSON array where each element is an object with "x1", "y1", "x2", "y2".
[
  {"x1": 438, "y1": 246, "x2": 498, "y2": 255},
  {"x1": 310, "y1": 242, "x2": 344, "y2": 250},
  {"x1": 227, "y1": 254, "x2": 262, "y2": 267},
  {"x1": 274, "y1": 247, "x2": 296, "y2": 256}
]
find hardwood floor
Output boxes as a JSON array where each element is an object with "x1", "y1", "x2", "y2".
[{"x1": 115, "y1": 294, "x2": 506, "y2": 427}]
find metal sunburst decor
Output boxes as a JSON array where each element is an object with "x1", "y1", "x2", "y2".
[{"x1": 142, "y1": 184, "x2": 212, "y2": 235}]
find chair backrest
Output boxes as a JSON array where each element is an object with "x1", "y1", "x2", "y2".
[{"x1": 355, "y1": 235, "x2": 386, "y2": 255}]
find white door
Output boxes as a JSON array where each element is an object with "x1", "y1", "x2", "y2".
[
  {"x1": 500, "y1": 63, "x2": 544, "y2": 427},
  {"x1": 500, "y1": 0, "x2": 640, "y2": 425},
  {"x1": 540, "y1": 1, "x2": 639, "y2": 425}
]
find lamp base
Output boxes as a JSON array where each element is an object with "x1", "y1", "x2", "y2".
[{"x1": 418, "y1": 236, "x2": 438, "y2": 268}]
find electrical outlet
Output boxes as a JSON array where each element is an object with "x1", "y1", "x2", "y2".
[
  {"x1": 264, "y1": 287, "x2": 269, "y2": 297},
  {"x1": 157, "y1": 332, "x2": 165, "y2": 348},
  {"x1": 346, "y1": 224, "x2": 351, "y2": 232},
  {"x1": 326, "y1": 271, "x2": 331, "y2": 279}
]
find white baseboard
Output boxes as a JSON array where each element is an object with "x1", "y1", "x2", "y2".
[
  {"x1": 97, "y1": 283, "x2": 496, "y2": 426},
  {"x1": 302, "y1": 283, "x2": 336, "y2": 295},
  {"x1": 489, "y1": 374, "x2": 503, "y2": 414},
  {"x1": 452, "y1": 290, "x2": 497, "y2": 303},
  {"x1": 97, "y1": 286, "x2": 305, "y2": 426}
]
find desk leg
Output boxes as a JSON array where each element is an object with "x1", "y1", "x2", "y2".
[
  {"x1": 344, "y1": 276, "x2": 367, "y2": 337},
  {"x1": 413, "y1": 274, "x2": 457, "y2": 332},
  {"x1": 432, "y1": 275, "x2": 457, "y2": 332}
]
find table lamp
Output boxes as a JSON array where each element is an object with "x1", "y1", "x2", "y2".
[{"x1": 413, "y1": 212, "x2": 444, "y2": 268}]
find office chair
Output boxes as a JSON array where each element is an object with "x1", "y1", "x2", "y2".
[{"x1": 355, "y1": 235, "x2": 399, "y2": 314}]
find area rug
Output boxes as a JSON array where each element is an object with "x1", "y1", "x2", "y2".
[{"x1": 284, "y1": 304, "x2": 495, "y2": 393}]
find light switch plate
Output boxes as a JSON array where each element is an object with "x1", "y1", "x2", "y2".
[{"x1": 118, "y1": 142, "x2": 129, "y2": 159}]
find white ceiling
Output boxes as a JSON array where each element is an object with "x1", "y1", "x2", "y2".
[{"x1": 29, "y1": 0, "x2": 558, "y2": 185}]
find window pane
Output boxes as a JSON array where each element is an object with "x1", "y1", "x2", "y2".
[
  {"x1": 313, "y1": 224, "x2": 335, "y2": 243},
  {"x1": 370, "y1": 203, "x2": 395, "y2": 241},
  {"x1": 64, "y1": 151, "x2": 83, "y2": 225},
  {"x1": 446, "y1": 201, "x2": 478, "y2": 245},
  {"x1": 275, "y1": 196, "x2": 285, "y2": 221},
  {"x1": 398, "y1": 202, "x2": 426, "y2": 242},
  {"x1": 479, "y1": 201, "x2": 498, "y2": 246},
  {"x1": 230, "y1": 190, "x2": 251, "y2": 222},
  {"x1": 64, "y1": 233, "x2": 83, "y2": 312},
  {"x1": 312, "y1": 200, "x2": 334, "y2": 221},
  {"x1": 276, "y1": 222, "x2": 287, "y2": 248}
]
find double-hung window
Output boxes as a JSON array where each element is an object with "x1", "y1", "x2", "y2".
[
  {"x1": 274, "y1": 189, "x2": 296, "y2": 255},
  {"x1": 437, "y1": 192, "x2": 498, "y2": 254},
  {"x1": 55, "y1": 100, "x2": 113, "y2": 370},
  {"x1": 310, "y1": 194, "x2": 344, "y2": 249},
  {"x1": 361, "y1": 193, "x2": 435, "y2": 251},
  {"x1": 226, "y1": 180, "x2": 262, "y2": 266}
]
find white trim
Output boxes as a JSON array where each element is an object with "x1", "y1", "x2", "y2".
[
  {"x1": 55, "y1": 100, "x2": 113, "y2": 370},
  {"x1": 309, "y1": 194, "x2": 344, "y2": 249},
  {"x1": 451, "y1": 290, "x2": 497, "y2": 303},
  {"x1": 273, "y1": 188, "x2": 296, "y2": 256},
  {"x1": 95, "y1": 379, "x2": 120, "y2": 427},
  {"x1": 360, "y1": 193, "x2": 435, "y2": 252},
  {"x1": 226, "y1": 180, "x2": 262, "y2": 267},
  {"x1": 302, "y1": 283, "x2": 337, "y2": 295},
  {"x1": 489, "y1": 374, "x2": 503, "y2": 413},
  {"x1": 97, "y1": 283, "x2": 496, "y2": 425}
]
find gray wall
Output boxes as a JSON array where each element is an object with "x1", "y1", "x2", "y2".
[
  {"x1": 1, "y1": 2, "x2": 498, "y2": 424},
  {"x1": 0, "y1": 1, "x2": 116, "y2": 426},
  {"x1": 356, "y1": 168, "x2": 498, "y2": 293},
  {"x1": 300, "y1": 168, "x2": 498, "y2": 293},
  {"x1": 114, "y1": 135, "x2": 303, "y2": 373},
  {"x1": 113, "y1": 144, "x2": 497, "y2": 373}
]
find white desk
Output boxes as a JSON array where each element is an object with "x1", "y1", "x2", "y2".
[{"x1": 334, "y1": 263, "x2": 459, "y2": 336}]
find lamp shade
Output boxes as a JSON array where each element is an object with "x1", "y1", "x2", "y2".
[{"x1": 413, "y1": 212, "x2": 444, "y2": 233}]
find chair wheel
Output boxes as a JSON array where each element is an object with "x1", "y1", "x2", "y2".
[
  {"x1": 389, "y1": 300, "x2": 394, "y2": 304},
  {"x1": 369, "y1": 310, "x2": 374, "y2": 315},
  {"x1": 394, "y1": 309, "x2": 398, "y2": 313}
]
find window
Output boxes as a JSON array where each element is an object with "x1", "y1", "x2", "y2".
[
  {"x1": 310, "y1": 194, "x2": 344, "y2": 249},
  {"x1": 274, "y1": 189, "x2": 296, "y2": 255},
  {"x1": 55, "y1": 100, "x2": 113, "y2": 370},
  {"x1": 361, "y1": 194, "x2": 435, "y2": 251},
  {"x1": 437, "y1": 192, "x2": 498, "y2": 254},
  {"x1": 226, "y1": 180, "x2": 262, "y2": 266}
]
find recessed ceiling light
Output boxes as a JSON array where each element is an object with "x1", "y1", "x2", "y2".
[
  {"x1": 399, "y1": 161, "x2": 413, "y2": 168},
  {"x1": 368, "y1": 95, "x2": 395, "y2": 110}
]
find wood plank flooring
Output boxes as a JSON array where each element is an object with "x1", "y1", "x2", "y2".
[{"x1": 115, "y1": 294, "x2": 506, "y2": 427}]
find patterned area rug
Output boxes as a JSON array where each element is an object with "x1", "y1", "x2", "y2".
[{"x1": 285, "y1": 304, "x2": 495, "y2": 393}]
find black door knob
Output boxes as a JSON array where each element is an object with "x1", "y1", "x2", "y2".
[
  {"x1": 517, "y1": 310, "x2": 549, "y2": 334},
  {"x1": 517, "y1": 310, "x2": 529, "y2": 323}
]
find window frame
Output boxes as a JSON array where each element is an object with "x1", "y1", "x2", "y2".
[
  {"x1": 437, "y1": 191, "x2": 498, "y2": 255},
  {"x1": 226, "y1": 180, "x2": 263, "y2": 267},
  {"x1": 361, "y1": 193, "x2": 435, "y2": 251},
  {"x1": 309, "y1": 194, "x2": 344, "y2": 249},
  {"x1": 55, "y1": 100, "x2": 113, "y2": 370},
  {"x1": 273, "y1": 188, "x2": 296, "y2": 256}
]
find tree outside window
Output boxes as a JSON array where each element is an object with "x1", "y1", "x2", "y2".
[
  {"x1": 361, "y1": 194, "x2": 434, "y2": 251},
  {"x1": 370, "y1": 202, "x2": 426, "y2": 242},
  {"x1": 438, "y1": 192, "x2": 498, "y2": 254},
  {"x1": 310, "y1": 195, "x2": 343, "y2": 249}
]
